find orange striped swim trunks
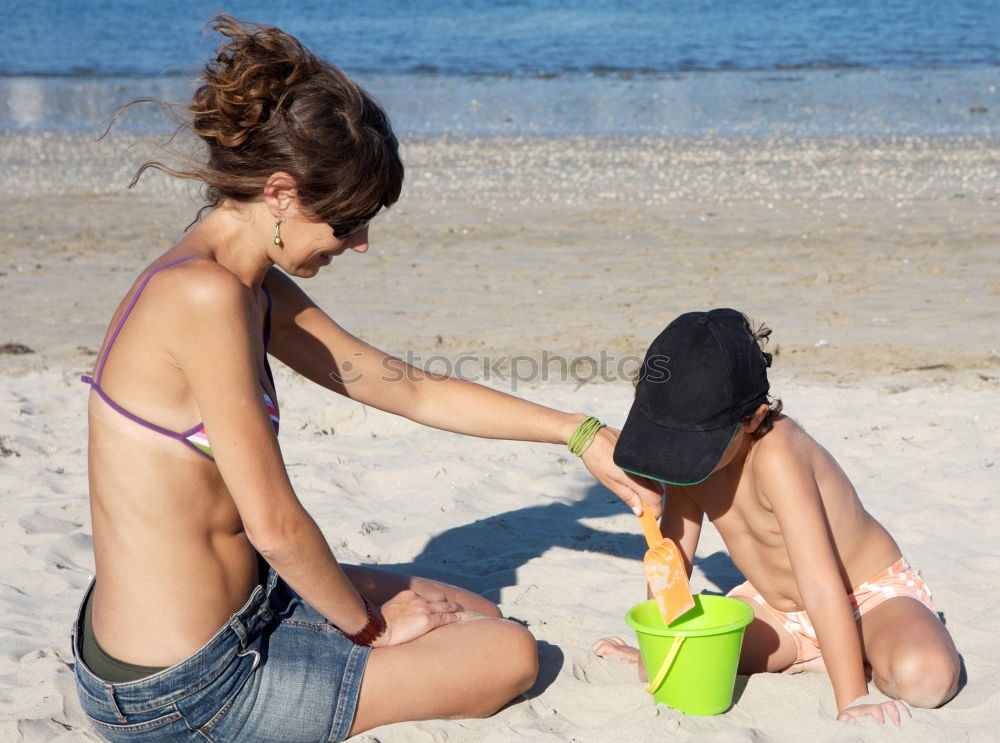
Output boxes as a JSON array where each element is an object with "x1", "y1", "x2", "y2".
[{"x1": 727, "y1": 557, "x2": 937, "y2": 672}]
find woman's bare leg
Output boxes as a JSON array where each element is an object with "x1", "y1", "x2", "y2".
[
  {"x1": 342, "y1": 563, "x2": 538, "y2": 734},
  {"x1": 348, "y1": 612, "x2": 537, "y2": 734}
]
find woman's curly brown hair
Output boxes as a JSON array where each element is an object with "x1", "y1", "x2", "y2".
[
  {"x1": 741, "y1": 315, "x2": 783, "y2": 439},
  {"x1": 109, "y1": 15, "x2": 403, "y2": 226}
]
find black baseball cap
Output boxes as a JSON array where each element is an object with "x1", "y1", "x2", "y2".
[{"x1": 614, "y1": 308, "x2": 772, "y2": 486}]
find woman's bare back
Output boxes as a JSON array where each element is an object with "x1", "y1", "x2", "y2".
[{"x1": 86, "y1": 256, "x2": 270, "y2": 665}]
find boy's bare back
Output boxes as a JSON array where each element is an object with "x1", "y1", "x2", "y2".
[{"x1": 671, "y1": 415, "x2": 903, "y2": 613}]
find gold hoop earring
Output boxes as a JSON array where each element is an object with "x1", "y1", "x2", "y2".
[{"x1": 273, "y1": 218, "x2": 283, "y2": 248}]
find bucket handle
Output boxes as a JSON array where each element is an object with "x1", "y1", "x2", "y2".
[{"x1": 646, "y1": 632, "x2": 686, "y2": 696}]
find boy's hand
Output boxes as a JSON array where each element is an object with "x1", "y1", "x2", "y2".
[
  {"x1": 580, "y1": 426, "x2": 664, "y2": 518},
  {"x1": 837, "y1": 699, "x2": 911, "y2": 724}
]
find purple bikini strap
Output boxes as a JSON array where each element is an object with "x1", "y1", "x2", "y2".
[
  {"x1": 79, "y1": 378, "x2": 215, "y2": 461},
  {"x1": 80, "y1": 255, "x2": 268, "y2": 461},
  {"x1": 84, "y1": 382, "x2": 190, "y2": 441},
  {"x1": 92, "y1": 255, "x2": 200, "y2": 385},
  {"x1": 79, "y1": 255, "x2": 215, "y2": 460}
]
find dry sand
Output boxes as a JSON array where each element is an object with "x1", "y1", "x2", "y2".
[{"x1": 2, "y1": 131, "x2": 999, "y2": 742}]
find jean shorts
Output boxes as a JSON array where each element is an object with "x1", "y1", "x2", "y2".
[{"x1": 72, "y1": 567, "x2": 371, "y2": 742}]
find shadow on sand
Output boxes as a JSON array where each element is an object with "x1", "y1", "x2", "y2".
[
  {"x1": 369, "y1": 482, "x2": 744, "y2": 604},
  {"x1": 363, "y1": 482, "x2": 747, "y2": 698}
]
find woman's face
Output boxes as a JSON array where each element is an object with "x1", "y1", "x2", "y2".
[{"x1": 273, "y1": 209, "x2": 370, "y2": 278}]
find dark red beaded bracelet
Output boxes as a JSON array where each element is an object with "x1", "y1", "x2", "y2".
[{"x1": 339, "y1": 596, "x2": 386, "y2": 646}]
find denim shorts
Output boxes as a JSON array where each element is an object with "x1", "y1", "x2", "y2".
[{"x1": 72, "y1": 567, "x2": 371, "y2": 742}]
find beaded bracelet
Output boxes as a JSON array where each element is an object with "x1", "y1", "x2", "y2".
[
  {"x1": 337, "y1": 596, "x2": 386, "y2": 646},
  {"x1": 567, "y1": 416, "x2": 605, "y2": 456}
]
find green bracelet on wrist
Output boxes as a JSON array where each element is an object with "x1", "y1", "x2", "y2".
[{"x1": 568, "y1": 416, "x2": 605, "y2": 456}]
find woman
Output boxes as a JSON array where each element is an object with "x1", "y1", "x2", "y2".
[{"x1": 73, "y1": 15, "x2": 661, "y2": 742}]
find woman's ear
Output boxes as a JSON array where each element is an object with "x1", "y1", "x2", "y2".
[
  {"x1": 745, "y1": 402, "x2": 770, "y2": 434},
  {"x1": 262, "y1": 172, "x2": 299, "y2": 217}
]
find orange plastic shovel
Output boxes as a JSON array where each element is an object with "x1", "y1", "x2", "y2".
[{"x1": 638, "y1": 508, "x2": 695, "y2": 624}]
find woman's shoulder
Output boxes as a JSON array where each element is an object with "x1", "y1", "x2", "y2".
[
  {"x1": 129, "y1": 255, "x2": 260, "y2": 353},
  {"x1": 143, "y1": 254, "x2": 250, "y2": 310}
]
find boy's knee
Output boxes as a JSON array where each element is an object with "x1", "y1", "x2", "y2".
[{"x1": 879, "y1": 649, "x2": 960, "y2": 708}]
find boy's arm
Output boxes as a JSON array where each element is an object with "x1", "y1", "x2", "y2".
[
  {"x1": 661, "y1": 486, "x2": 704, "y2": 578},
  {"x1": 755, "y1": 440, "x2": 869, "y2": 714}
]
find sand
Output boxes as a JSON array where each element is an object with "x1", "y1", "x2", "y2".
[{"x1": 1, "y1": 130, "x2": 999, "y2": 742}]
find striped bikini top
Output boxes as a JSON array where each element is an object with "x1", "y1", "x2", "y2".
[{"x1": 81, "y1": 256, "x2": 279, "y2": 460}]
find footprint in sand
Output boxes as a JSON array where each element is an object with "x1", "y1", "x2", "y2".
[{"x1": 18, "y1": 511, "x2": 81, "y2": 536}]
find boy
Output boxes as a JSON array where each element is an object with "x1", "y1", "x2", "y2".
[{"x1": 597, "y1": 308, "x2": 960, "y2": 724}]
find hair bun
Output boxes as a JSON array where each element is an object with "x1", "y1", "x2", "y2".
[
  {"x1": 112, "y1": 15, "x2": 402, "y2": 230},
  {"x1": 190, "y1": 15, "x2": 319, "y2": 147}
]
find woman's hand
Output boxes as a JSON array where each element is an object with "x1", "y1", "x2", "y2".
[
  {"x1": 370, "y1": 589, "x2": 464, "y2": 648},
  {"x1": 837, "y1": 699, "x2": 911, "y2": 724},
  {"x1": 580, "y1": 426, "x2": 664, "y2": 519}
]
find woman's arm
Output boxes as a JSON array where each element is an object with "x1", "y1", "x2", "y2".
[
  {"x1": 755, "y1": 436, "x2": 869, "y2": 715},
  {"x1": 164, "y1": 263, "x2": 459, "y2": 645},
  {"x1": 264, "y1": 269, "x2": 663, "y2": 516}
]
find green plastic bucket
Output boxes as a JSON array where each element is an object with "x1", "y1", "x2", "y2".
[{"x1": 625, "y1": 594, "x2": 753, "y2": 715}]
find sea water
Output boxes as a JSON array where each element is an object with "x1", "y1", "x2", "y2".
[{"x1": 2, "y1": 0, "x2": 998, "y2": 136}]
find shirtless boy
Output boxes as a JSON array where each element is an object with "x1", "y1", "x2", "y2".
[{"x1": 598, "y1": 308, "x2": 960, "y2": 724}]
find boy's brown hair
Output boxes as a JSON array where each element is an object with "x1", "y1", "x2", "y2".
[{"x1": 741, "y1": 317, "x2": 783, "y2": 438}]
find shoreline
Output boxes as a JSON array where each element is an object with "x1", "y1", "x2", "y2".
[{"x1": 2, "y1": 66, "x2": 997, "y2": 137}]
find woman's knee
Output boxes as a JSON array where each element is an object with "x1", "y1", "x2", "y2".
[
  {"x1": 451, "y1": 620, "x2": 538, "y2": 719},
  {"x1": 494, "y1": 619, "x2": 539, "y2": 694}
]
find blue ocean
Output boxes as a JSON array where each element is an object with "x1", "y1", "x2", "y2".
[{"x1": 2, "y1": 0, "x2": 998, "y2": 135}]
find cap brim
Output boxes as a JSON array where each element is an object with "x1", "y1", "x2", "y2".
[{"x1": 613, "y1": 403, "x2": 738, "y2": 486}]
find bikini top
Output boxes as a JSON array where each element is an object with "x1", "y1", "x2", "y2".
[{"x1": 81, "y1": 255, "x2": 279, "y2": 461}]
